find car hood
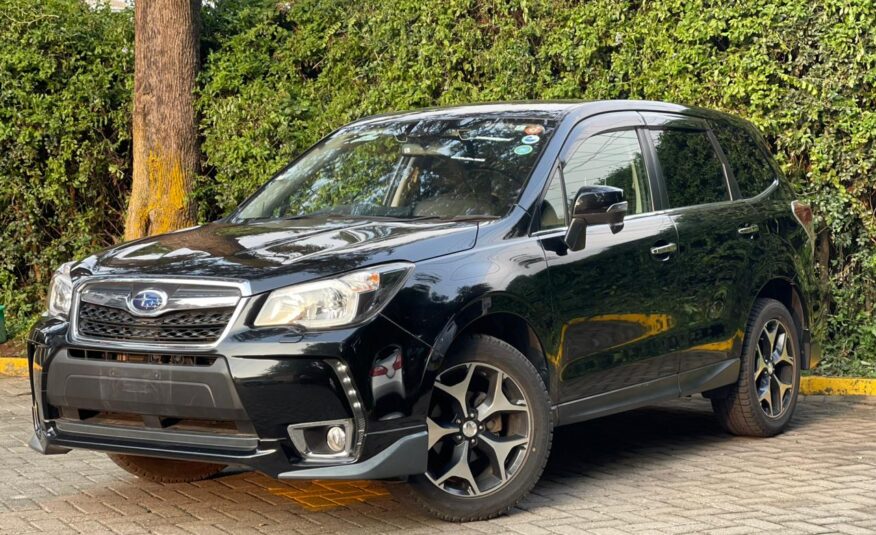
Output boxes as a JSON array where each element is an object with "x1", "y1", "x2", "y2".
[{"x1": 77, "y1": 218, "x2": 479, "y2": 294}]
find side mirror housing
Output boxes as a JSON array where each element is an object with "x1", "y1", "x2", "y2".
[{"x1": 564, "y1": 185, "x2": 627, "y2": 251}]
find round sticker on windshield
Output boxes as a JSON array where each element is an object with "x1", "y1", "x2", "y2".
[
  {"x1": 521, "y1": 135, "x2": 540, "y2": 144},
  {"x1": 513, "y1": 145, "x2": 534, "y2": 155},
  {"x1": 523, "y1": 125, "x2": 544, "y2": 135}
]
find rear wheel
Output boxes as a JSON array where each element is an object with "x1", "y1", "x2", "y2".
[
  {"x1": 712, "y1": 298, "x2": 801, "y2": 437},
  {"x1": 408, "y1": 335, "x2": 552, "y2": 521},
  {"x1": 108, "y1": 454, "x2": 226, "y2": 483}
]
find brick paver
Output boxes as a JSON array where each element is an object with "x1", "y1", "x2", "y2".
[{"x1": 2, "y1": 376, "x2": 874, "y2": 534}]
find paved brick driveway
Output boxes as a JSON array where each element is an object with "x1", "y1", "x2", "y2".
[{"x1": 2, "y1": 376, "x2": 874, "y2": 534}]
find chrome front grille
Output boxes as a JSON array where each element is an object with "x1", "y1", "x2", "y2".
[{"x1": 72, "y1": 279, "x2": 244, "y2": 346}]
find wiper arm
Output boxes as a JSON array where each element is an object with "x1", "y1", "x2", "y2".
[
  {"x1": 323, "y1": 213, "x2": 496, "y2": 222},
  {"x1": 448, "y1": 215, "x2": 500, "y2": 221},
  {"x1": 242, "y1": 213, "x2": 499, "y2": 223},
  {"x1": 239, "y1": 214, "x2": 315, "y2": 223},
  {"x1": 324, "y1": 214, "x2": 423, "y2": 221},
  {"x1": 408, "y1": 215, "x2": 500, "y2": 222}
]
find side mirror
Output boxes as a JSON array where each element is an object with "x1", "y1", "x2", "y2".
[{"x1": 564, "y1": 185, "x2": 627, "y2": 251}]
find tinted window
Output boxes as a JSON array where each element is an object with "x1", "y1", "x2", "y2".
[
  {"x1": 650, "y1": 129, "x2": 729, "y2": 208},
  {"x1": 540, "y1": 170, "x2": 566, "y2": 230},
  {"x1": 713, "y1": 123, "x2": 776, "y2": 198},
  {"x1": 563, "y1": 130, "x2": 651, "y2": 215}
]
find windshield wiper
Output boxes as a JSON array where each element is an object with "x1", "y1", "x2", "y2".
[
  {"x1": 241, "y1": 213, "x2": 499, "y2": 223},
  {"x1": 238, "y1": 214, "x2": 315, "y2": 223},
  {"x1": 448, "y1": 215, "x2": 500, "y2": 221},
  {"x1": 329, "y1": 214, "x2": 499, "y2": 222},
  {"x1": 382, "y1": 215, "x2": 500, "y2": 222},
  {"x1": 324, "y1": 214, "x2": 426, "y2": 221},
  {"x1": 324, "y1": 214, "x2": 500, "y2": 222},
  {"x1": 409, "y1": 215, "x2": 499, "y2": 221}
]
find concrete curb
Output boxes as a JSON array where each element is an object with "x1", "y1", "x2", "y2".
[
  {"x1": 1, "y1": 357, "x2": 27, "y2": 377},
  {"x1": 800, "y1": 375, "x2": 876, "y2": 396},
  {"x1": 1, "y1": 357, "x2": 874, "y2": 396}
]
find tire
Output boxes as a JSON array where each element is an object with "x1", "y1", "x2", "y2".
[
  {"x1": 712, "y1": 298, "x2": 801, "y2": 437},
  {"x1": 408, "y1": 335, "x2": 553, "y2": 521},
  {"x1": 108, "y1": 454, "x2": 226, "y2": 483}
]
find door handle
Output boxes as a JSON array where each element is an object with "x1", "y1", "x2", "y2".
[
  {"x1": 737, "y1": 224, "x2": 760, "y2": 235},
  {"x1": 650, "y1": 242, "x2": 678, "y2": 256}
]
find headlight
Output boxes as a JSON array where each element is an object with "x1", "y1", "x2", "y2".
[
  {"x1": 46, "y1": 261, "x2": 75, "y2": 318},
  {"x1": 254, "y1": 262, "x2": 414, "y2": 329}
]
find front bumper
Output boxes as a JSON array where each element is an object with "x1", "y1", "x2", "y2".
[{"x1": 27, "y1": 314, "x2": 430, "y2": 480}]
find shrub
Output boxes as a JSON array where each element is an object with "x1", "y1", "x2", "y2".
[{"x1": 0, "y1": 0, "x2": 133, "y2": 335}]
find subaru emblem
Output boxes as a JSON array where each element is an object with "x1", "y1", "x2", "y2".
[{"x1": 129, "y1": 289, "x2": 167, "y2": 315}]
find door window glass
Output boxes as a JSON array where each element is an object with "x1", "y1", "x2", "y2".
[
  {"x1": 563, "y1": 130, "x2": 651, "y2": 215},
  {"x1": 650, "y1": 129, "x2": 729, "y2": 208},
  {"x1": 539, "y1": 169, "x2": 566, "y2": 230},
  {"x1": 713, "y1": 123, "x2": 777, "y2": 198}
]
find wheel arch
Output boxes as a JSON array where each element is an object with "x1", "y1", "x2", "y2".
[
  {"x1": 753, "y1": 277, "x2": 812, "y2": 369},
  {"x1": 427, "y1": 295, "x2": 554, "y2": 400},
  {"x1": 448, "y1": 312, "x2": 550, "y2": 388}
]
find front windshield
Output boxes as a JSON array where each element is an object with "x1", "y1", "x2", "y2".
[{"x1": 232, "y1": 116, "x2": 557, "y2": 222}]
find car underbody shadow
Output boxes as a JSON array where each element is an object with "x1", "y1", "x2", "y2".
[{"x1": 520, "y1": 394, "x2": 847, "y2": 511}]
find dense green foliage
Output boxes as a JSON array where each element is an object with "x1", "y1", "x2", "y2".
[
  {"x1": 3, "y1": 0, "x2": 875, "y2": 375},
  {"x1": 0, "y1": 0, "x2": 132, "y2": 335}
]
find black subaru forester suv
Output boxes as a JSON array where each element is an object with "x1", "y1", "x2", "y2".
[{"x1": 28, "y1": 100, "x2": 824, "y2": 521}]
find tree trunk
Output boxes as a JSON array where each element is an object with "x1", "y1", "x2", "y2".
[{"x1": 125, "y1": 0, "x2": 201, "y2": 241}]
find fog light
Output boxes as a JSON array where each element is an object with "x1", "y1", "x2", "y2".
[
  {"x1": 326, "y1": 425, "x2": 346, "y2": 453},
  {"x1": 288, "y1": 418, "x2": 355, "y2": 459}
]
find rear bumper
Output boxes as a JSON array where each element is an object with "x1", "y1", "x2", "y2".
[{"x1": 27, "y1": 315, "x2": 430, "y2": 479}]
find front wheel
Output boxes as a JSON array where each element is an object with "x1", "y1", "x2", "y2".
[
  {"x1": 108, "y1": 454, "x2": 226, "y2": 483},
  {"x1": 408, "y1": 335, "x2": 553, "y2": 521},
  {"x1": 712, "y1": 298, "x2": 801, "y2": 437}
]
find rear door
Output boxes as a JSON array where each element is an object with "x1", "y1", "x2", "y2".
[
  {"x1": 640, "y1": 112, "x2": 758, "y2": 381},
  {"x1": 536, "y1": 112, "x2": 681, "y2": 406}
]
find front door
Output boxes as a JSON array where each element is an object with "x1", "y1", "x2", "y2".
[{"x1": 536, "y1": 113, "x2": 681, "y2": 407}]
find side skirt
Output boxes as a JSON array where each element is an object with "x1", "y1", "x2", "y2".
[
  {"x1": 556, "y1": 375, "x2": 679, "y2": 426},
  {"x1": 679, "y1": 358, "x2": 740, "y2": 397},
  {"x1": 555, "y1": 358, "x2": 741, "y2": 427}
]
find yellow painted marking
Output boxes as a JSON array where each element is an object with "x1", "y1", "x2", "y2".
[
  {"x1": 0, "y1": 358, "x2": 28, "y2": 377},
  {"x1": 801, "y1": 376, "x2": 876, "y2": 396},
  {"x1": 268, "y1": 480, "x2": 390, "y2": 511}
]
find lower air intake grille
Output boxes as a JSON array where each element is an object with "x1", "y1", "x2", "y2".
[{"x1": 68, "y1": 349, "x2": 218, "y2": 367}]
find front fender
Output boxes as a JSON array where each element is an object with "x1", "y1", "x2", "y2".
[{"x1": 381, "y1": 237, "x2": 555, "y2": 407}]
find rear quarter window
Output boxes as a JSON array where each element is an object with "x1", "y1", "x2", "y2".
[{"x1": 712, "y1": 122, "x2": 777, "y2": 198}]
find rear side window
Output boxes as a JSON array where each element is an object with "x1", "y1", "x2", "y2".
[
  {"x1": 650, "y1": 129, "x2": 729, "y2": 208},
  {"x1": 562, "y1": 130, "x2": 651, "y2": 215},
  {"x1": 713, "y1": 123, "x2": 777, "y2": 198}
]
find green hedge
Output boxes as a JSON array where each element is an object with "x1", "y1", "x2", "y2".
[
  {"x1": 3, "y1": 0, "x2": 875, "y2": 375},
  {"x1": 0, "y1": 0, "x2": 132, "y2": 336}
]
